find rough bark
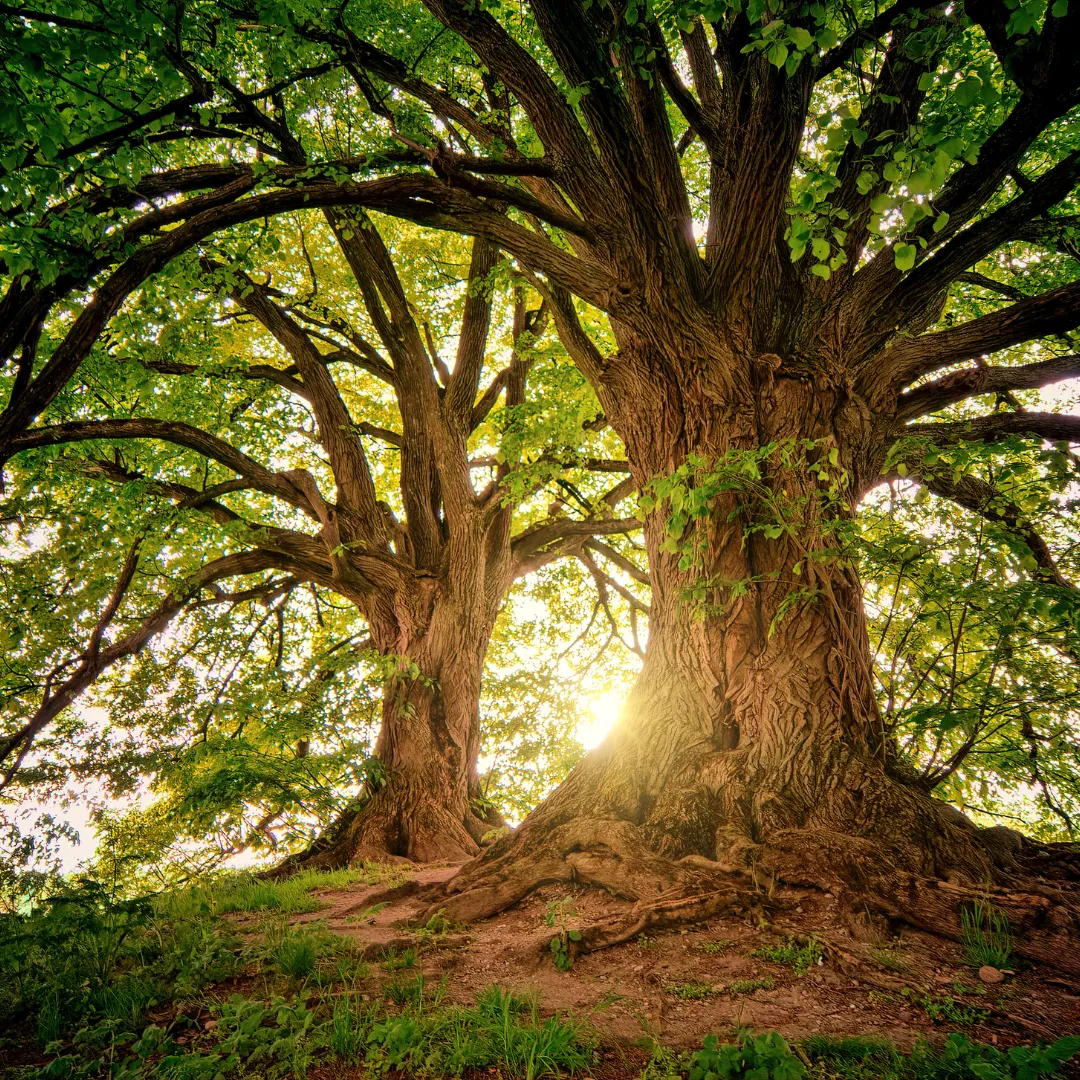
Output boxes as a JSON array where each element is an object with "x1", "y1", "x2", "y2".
[{"x1": 283, "y1": 598, "x2": 502, "y2": 868}]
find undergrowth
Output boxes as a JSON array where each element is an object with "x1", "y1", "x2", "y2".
[
  {"x1": 960, "y1": 899, "x2": 1013, "y2": 971},
  {"x1": 751, "y1": 936, "x2": 823, "y2": 976},
  {"x1": 1, "y1": 874, "x2": 1077, "y2": 1080}
]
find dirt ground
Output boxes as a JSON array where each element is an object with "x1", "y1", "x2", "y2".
[{"x1": 281, "y1": 864, "x2": 1080, "y2": 1055}]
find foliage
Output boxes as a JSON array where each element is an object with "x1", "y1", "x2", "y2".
[
  {"x1": 900, "y1": 988, "x2": 990, "y2": 1027},
  {"x1": 803, "y1": 1032, "x2": 1080, "y2": 1079},
  {"x1": 696, "y1": 939, "x2": 737, "y2": 956},
  {"x1": 961, "y1": 899, "x2": 1014, "y2": 970},
  {"x1": 726, "y1": 977, "x2": 776, "y2": 995},
  {"x1": 666, "y1": 982, "x2": 717, "y2": 1001},
  {"x1": 689, "y1": 1032, "x2": 806, "y2": 1080},
  {"x1": 751, "y1": 937, "x2": 823, "y2": 976},
  {"x1": 544, "y1": 897, "x2": 582, "y2": 972}
]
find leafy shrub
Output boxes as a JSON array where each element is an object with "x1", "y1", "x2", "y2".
[{"x1": 689, "y1": 1032, "x2": 805, "y2": 1080}]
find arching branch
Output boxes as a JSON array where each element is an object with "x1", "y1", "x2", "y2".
[
  {"x1": 2, "y1": 418, "x2": 318, "y2": 515},
  {"x1": 897, "y1": 353, "x2": 1080, "y2": 421},
  {"x1": 869, "y1": 280, "x2": 1080, "y2": 395}
]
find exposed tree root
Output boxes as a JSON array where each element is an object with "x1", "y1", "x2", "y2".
[{"x1": 423, "y1": 798, "x2": 1080, "y2": 975}]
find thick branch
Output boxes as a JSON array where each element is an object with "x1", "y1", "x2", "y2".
[
  {"x1": 2, "y1": 418, "x2": 317, "y2": 515},
  {"x1": 906, "y1": 411, "x2": 1080, "y2": 447},
  {"x1": 898, "y1": 353, "x2": 1080, "y2": 420},
  {"x1": 871, "y1": 281, "x2": 1080, "y2": 394}
]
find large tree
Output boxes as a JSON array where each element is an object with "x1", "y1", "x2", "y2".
[
  {"x1": 2, "y1": 0, "x2": 1080, "y2": 963},
  {"x1": 0, "y1": 195, "x2": 638, "y2": 864}
]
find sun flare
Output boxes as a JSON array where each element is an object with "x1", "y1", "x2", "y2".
[{"x1": 577, "y1": 691, "x2": 624, "y2": 751}]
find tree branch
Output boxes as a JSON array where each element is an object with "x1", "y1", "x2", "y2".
[
  {"x1": 897, "y1": 353, "x2": 1080, "y2": 420},
  {"x1": 870, "y1": 280, "x2": 1080, "y2": 395}
]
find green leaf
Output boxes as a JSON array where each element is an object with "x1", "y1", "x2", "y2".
[
  {"x1": 894, "y1": 243, "x2": 917, "y2": 271},
  {"x1": 768, "y1": 42, "x2": 789, "y2": 68}
]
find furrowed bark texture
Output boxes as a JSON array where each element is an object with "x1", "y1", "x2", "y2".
[{"x1": 291, "y1": 591, "x2": 503, "y2": 867}]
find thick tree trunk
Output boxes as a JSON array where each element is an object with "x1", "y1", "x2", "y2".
[
  {"x1": 281, "y1": 597, "x2": 503, "y2": 870},
  {"x1": 436, "y1": 345, "x2": 1079, "y2": 970}
]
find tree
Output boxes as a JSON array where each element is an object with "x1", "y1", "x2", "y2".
[
  {"x1": 2, "y1": 0, "x2": 1080, "y2": 965},
  {"x1": 0, "y1": 137, "x2": 639, "y2": 864}
]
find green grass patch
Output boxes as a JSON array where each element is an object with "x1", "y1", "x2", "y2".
[
  {"x1": 868, "y1": 945, "x2": 908, "y2": 973},
  {"x1": 696, "y1": 939, "x2": 737, "y2": 956},
  {"x1": 666, "y1": 981, "x2": 717, "y2": 1000},
  {"x1": 961, "y1": 898, "x2": 1013, "y2": 970},
  {"x1": 751, "y1": 936, "x2": 823, "y2": 976},
  {"x1": 381, "y1": 945, "x2": 419, "y2": 971},
  {"x1": 212, "y1": 865, "x2": 399, "y2": 916},
  {"x1": 726, "y1": 976, "x2": 775, "y2": 995}
]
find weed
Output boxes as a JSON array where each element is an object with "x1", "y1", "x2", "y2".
[
  {"x1": 276, "y1": 936, "x2": 318, "y2": 980},
  {"x1": 544, "y1": 898, "x2": 581, "y2": 972},
  {"x1": 343, "y1": 903, "x2": 387, "y2": 924},
  {"x1": 384, "y1": 973, "x2": 428, "y2": 1006},
  {"x1": 667, "y1": 981, "x2": 717, "y2": 1001},
  {"x1": 726, "y1": 976, "x2": 775, "y2": 995},
  {"x1": 751, "y1": 936, "x2": 822, "y2": 976},
  {"x1": 697, "y1": 939, "x2": 736, "y2": 956},
  {"x1": 380, "y1": 946, "x2": 418, "y2": 971},
  {"x1": 328, "y1": 993, "x2": 377, "y2": 1061},
  {"x1": 637, "y1": 934, "x2": 657, "y2": 950},
  {"x1": 901, "y1": 987, "x2": 990, "y2": 1026},
  {"x1": 641, "y1": 1044, "x2": 693, "y2": 1080},
  {"x1": 689, "y1": 1031, "x2": 805, "y2": 1079},
  {"x1": 868, "y1": 946, "x2": 908, "y2": 973},
  {"x1": 961, "y1": 898, "x2": 1012, "y2": 970},
  {"x1": 803, "y1": 1031, "x2": 1080, "y2": 1079}
]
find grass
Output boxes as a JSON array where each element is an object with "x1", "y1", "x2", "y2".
[
  {"x1": 381, "y1": 945, "x2": 419, "y2": 970},
  {"x1": 961, "y1": 898, "x2": 1013, "y2": 970},
  {"x1": 666, "y1": 981, "x2": 717, "y2": 1000},
  {"x1": 212, "y1": 865, "x2": 402, "y2": 916},
  {"x1": 869, "y1": 945, "x2": 909, "y2": 973},
  {"x1": 727, "y1": 975, "x2": 775, "y2": 995},
  {"x1": 275, "y1": 935, "x2": 318, "y2": 980},
  {"x1": 751, "y1": 935, "x2": 823, "y2": 975},
  {"x1": 385, "y1": 972, "x2": 431, "y2": 1006},
  {"x1": 696, "y1": 938, "x2": 737, "y2": 956}
]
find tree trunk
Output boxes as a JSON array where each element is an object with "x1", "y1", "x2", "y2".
[
  {"x1": 281, "y1": 595, "x2": 503, "y2": 870},
  {"x1": 435, "y1": 345, "x2": 1076, "y2": 962}
]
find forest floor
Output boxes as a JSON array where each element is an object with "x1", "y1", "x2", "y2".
[
  {"x1": 292, "y1": 864, "x2": 1080, "y2": 1057},
  {"x1": 2, "y1": 860, "x2": 1079, "y2": 1079}
]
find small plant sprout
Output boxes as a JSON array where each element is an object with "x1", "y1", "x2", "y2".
[{"x1": 544, "y1": 898, "x2": 581, "y2": 972}]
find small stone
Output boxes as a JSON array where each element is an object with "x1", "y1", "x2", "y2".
[
  {"x1": 204, "y1": 1019, "x2": 218, "y2": 1031},
  {"x1": 979, "y1": 965, "x2": 1005, "y2": 984},
  {"x1": 898, "y1": 1009, "x2": 914, "y2": 1023}
]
